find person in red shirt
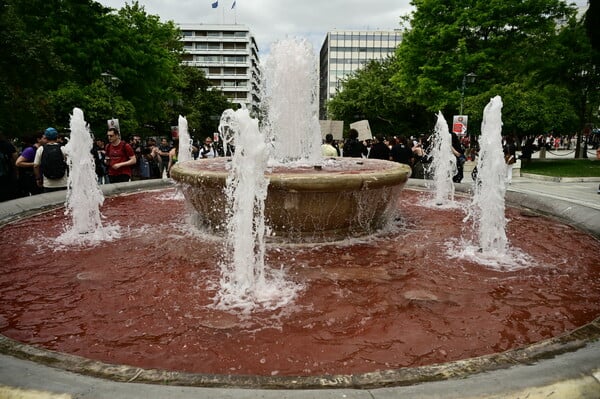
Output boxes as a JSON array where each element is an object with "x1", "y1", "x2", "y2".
[{"x1": 104, "y1": 127, "x2": 136, "y2": 183}]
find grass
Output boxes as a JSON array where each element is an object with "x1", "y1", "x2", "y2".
[{"x1": 520, "y1": 158, "x2": 600, "y2": 177}]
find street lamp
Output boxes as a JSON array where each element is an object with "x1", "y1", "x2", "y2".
[
  {"x1": 459, "y1": 72, "x2": 477, "y2": 115},
  {"x1": 101, "y1": 71, "x2": 121, "y2": 118}
]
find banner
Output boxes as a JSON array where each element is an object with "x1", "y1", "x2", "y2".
[{"x1": 452, "y1": 115, "x2": 468, "y2": 136}]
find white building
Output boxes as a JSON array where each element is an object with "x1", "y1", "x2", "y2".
[
  {"x1": 319, "y1": 30, "x2": 402, "y2": 119},
  {"x1": 179, "y1": 24, "x2": 261, "y2": 113}
]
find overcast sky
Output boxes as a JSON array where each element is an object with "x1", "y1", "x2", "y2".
[
  {"x1": 95, "y1": 0, "x2": 588, "y2": 56},
  {"x1": 95, "y1": 0, "x2": 415, "y2": 54}
]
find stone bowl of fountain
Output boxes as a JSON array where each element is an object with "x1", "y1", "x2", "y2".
[{"x1": 170, "y1": 157, "x2": 411, "y2": 243}]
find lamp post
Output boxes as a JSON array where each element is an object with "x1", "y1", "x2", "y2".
[
  {"x1": 459, "y1": 72, "x2": 477, "y2": 115},
  {"x1": 101, "y1": 71, "x2": 121, "y2": 118}
]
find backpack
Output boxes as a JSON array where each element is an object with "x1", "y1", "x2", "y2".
[{"x1": 41, "y1": 144, "x2": 67, "y2": 179}]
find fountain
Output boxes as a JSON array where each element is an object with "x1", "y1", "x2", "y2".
[
  {"x1": 0, "y1": 41, "x2": 599, "y2": 392},
  {"x1": 171, "y1": 39, "x2": 410, "y2": 243}
]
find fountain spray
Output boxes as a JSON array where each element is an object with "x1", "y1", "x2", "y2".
[
  {"x1": 177, "y1": 115, "x2": 193, "y2": 163},
  {"x1": 428, "y1": 112, "x2": 457, "y2": 205},
  {"x1": 56, "y1": 108, "x2": 120, "y2": 245},
  {"x1": 216, "y1": 108, "x2": 301, "y2": 313},
  {"x1": 262, "y1": 38, "x2": 322, "y2": 164},
  {"x1": 470, "y1": 96, "x2": 507, "y2": 253}
]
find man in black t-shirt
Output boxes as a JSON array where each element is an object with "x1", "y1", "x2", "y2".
[{"x1": 157, "y1": 138, "x2": 172, "y2": 178}]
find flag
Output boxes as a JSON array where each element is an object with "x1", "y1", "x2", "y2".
[
  {"x1": 231, "y1": 0, "x2": 236, "y2": 9},
  {"x1": 211, "y1": 1, "x2": 218, "y2": 8}
]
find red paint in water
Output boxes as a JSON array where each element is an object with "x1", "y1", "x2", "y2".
[{"x1": 1, "y1": 189, "x2": 599, "y2": 376}]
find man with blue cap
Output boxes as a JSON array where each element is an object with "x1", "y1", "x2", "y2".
[{"x1": 33, "y1": 127, "x2": 68, "y2": 192}]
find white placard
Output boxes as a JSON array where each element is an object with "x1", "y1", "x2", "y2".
[
  {"x1": 319, "y1": 120, "x2": 344, "y2": 140},
  {"x1": 350, "y1": 120, "x2": 373, "y2": 141}
]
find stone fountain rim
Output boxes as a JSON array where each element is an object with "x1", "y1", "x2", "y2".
[
  {"x1": 170, "y1": 158, "x2": 412, "y2": 191},
  {"x1": 0, "y1": 178, "x2": 598, "y2": 390}
]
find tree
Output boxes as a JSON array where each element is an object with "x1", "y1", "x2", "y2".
[
  {"x1": 585, "y1": 0, "x2": 600, "y2": 52},
  {"x1": 101, "y1": 2, "x2": 183, "y2": 129},
  {"x1": 534, "y1": 13, "x2": 600, "y2": 156},
  {"x1": 327, "y1": 57, "x2": 429, "y2": 137},
  {"x1": 163, "y1": 65, "x2": 232, "y2": 140},
  {"x1": 0, "y1": 0, "x2": 185, "y2": 138},
  {"x1": 390, "y1": 0, "x2": 576, "y2": 137}
]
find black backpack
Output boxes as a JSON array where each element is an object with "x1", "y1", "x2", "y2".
[{"x1": 41, "y1": 144, "x2": 67, "y2": 179}]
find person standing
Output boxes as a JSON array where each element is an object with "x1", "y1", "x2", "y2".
[
  {"x1": 503, "y1": 136, "x2": 517, "y2": 185},
  {"x1": 368, "y1": 135, "x2": 391, "y2": 160},
  {"x1": 450, "y1": 131, "x2": 465, "y2": 183},
  {"x1": 342, "y1": 128, "x2": 368, "y2": 158},
  {"x1": 33, "y1": 127, "x2": 68, "y2": 193},
  {"x1": 128, "y1": 135, "x2": 143, "y2": 181},
  {"x1": 157, "y1": 138, "x2": 172, "y2": 177},
  {"x1": 167, "y1": 139, "x2": 179, "y2": 176},
  {"x1": 91, "y1": 137, "x2": 109, "y2": 184},
  {"x1": 0, "y1": 132, "x2": 19, "y2": 201},
  {"x1": 199, "y1": 136, "x2": 218, "y2": 158},
  {"x1": 321, "y1": 134, "x2": 338, "y2": 157},
  {"x1": 104, "y1": 127, "x2": 136, "y2": 183},
  {"x1": 390, "y1": 136, "x2": 414, "y2": 166},
  {"x1": 15, "y1": 133, "x2": 44, "y2": 196}
]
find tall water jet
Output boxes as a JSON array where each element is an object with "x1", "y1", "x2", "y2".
[
  {"x1": 55, "y1": 108, "x2": 107, "y2": 245},
  {"x1": 216, "y1": 108, "x2": 301, "y2": 313},
  {"x1": 428, "y1": 112, "x2": 457, "y2": 205},
  {"x1": 470, "y1": 96, "x2": 507, "y2": 253},
  {"x1": 177, "y1": 115, "x2": 193, "y2": 163},
  {"x1": 262, "y1": 38, "x2": 322, "y2": 163}
]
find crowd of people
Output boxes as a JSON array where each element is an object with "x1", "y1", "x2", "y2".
[
  {"x1": 2, "y1": 125, "x2": 598, "y2": 203},
  {"x1": 325, "y1": 128, "x2": 445, "y2": 180},
  {"x1": 0, "y1": 127, "x2": 224, "y2": 202},
  {"x1": 326, "y1": 128, "x2": 526, "y2": 184}
]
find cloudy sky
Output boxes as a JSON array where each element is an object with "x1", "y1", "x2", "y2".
[
  {"x1": 95, "y1": 0, "x2": 415, "y2": 54},
  {"x1": 95, "y1": 0, "x2": 588, "y2": 55}
]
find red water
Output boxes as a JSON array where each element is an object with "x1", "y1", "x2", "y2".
[{"x1": 1, "y1": 188, "x2": 599, "y2": 376}]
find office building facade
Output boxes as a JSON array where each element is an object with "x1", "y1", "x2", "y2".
[
  {"x1": 319, "y1": 30, "x2": 402, "y2": 119},
  {"x1": 179, "y1": 24, "x2": 261, "y2": 113}
]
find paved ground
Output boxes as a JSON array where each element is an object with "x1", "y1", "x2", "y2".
[{"x1": 0, "y1": 166, "x2": 599, "y2": 399}]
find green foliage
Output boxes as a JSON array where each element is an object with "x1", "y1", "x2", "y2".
[
  {"x1": 169, "y1": 65, "x2": 232, "y2": 140},
  {"x1": 0, "y1": 0, "x2": 229, "y2": 141},
  {"x1": 392, "y1": 0, "x2": 574, "y2": 116},
  {"x1": 327, "y1": 0, "x2": 597, "y2": 139},
  {"x1": 327, "y1": 57, "x2": 429, "y2": 136}
]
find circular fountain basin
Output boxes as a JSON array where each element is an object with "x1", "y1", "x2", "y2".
[
  {"x1": 0, "y1": 184, "x2": 599, "y2": 390},
  {"x1": 170, "y1": 158, "x2": 411, "y2": 242}
]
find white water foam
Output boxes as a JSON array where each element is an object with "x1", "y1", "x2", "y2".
[
  {"x1": 427, "y1": 112, "x2": 457, "y2": 206},
  {"x1": 215, "y1": 108, "x2": 302, "y2": 314},
  {"x1": 262, "y1": 38, "x2": 322, "y2": 164},
  {"x1": 450, "y1": 96, "x2": 532, "y2": 271},
  {"x1": 56, "y1": 108, "x2": 120, "y2": 246}
]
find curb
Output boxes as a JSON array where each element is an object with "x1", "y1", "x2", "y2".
[{"x1": 520, "y1": 173, "x2": 600, "y2": 183}]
